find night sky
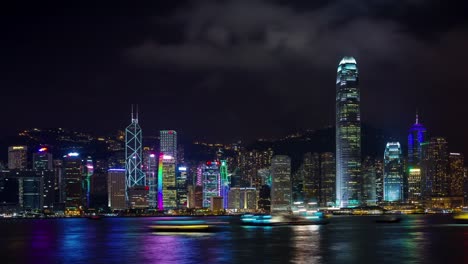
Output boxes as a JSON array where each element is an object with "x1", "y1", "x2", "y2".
[{"x1": 1, "y1": 1, "x2": 468, "y2": 151}]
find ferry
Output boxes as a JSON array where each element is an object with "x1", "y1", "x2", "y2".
[
  {"x1": 149, "y1": 219, "x2": 223, "y2": 232},
  {"x1": 240, "y1": 212, "x2": 329, "y2": 226},
  {"x1": 453, "y1": 207, "x2": 468, "y2": 223}
]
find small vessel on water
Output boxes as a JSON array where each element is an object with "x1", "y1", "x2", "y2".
[
  {"x1": 87, "y1": 214, "x2": 103, "y2": 220},
  {"x1": 241, "y1": 212, "x2": 329, "y2": 226},
  {"x1": 149, "y1": 219, "x2": 224, "y2": 232},
  {"x1": 453, "y1": 207, "x2": 468, "y2": 223}
]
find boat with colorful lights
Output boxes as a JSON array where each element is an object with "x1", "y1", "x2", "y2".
[
  {"x1": 148, "y1": 219, "x2": 225, "y2": 232},
  {"x1": 240, "y1": 212, "x2": 329, "y2": 226}
]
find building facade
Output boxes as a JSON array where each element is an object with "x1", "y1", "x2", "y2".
[
  {"x1": 384, "y1": 142, "x2": 404, "y2": 202},
  {"x1": 8, "y1": 146, "x2": 28, "y2": 170},
  {"x1": 107, "y1": 169, "x2": 126, "y2": 210},
  {"x1": 336, "y1": 56, "x2": 361, "y2": 207},
  {"x1": 271, "y1": 155, "x2": 292, "y2": 212},
  {"x1": 202, "y1": 161, "x2": 220, "y2": 208}
]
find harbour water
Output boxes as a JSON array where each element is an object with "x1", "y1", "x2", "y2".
[{"x1": 0, "y1": 215, "x2": 467, "y2": 264}]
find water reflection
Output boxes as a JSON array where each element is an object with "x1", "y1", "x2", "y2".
[{"x1": 0, "y1": 215, "x2": 468, "y2": 264}]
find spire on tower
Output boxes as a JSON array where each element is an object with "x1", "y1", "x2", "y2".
[
  {"x1": 415, "y1": 109, "x2": 419, "y2": 124},
  {"x1": 136, "y1": 104, "x2": 139, "y2": 122}
]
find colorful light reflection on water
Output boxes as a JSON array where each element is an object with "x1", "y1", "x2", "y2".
[{"x1": 0, "y1": 215, "x2": 467, "y2": 264}]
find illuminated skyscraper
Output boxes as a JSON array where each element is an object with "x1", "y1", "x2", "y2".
[
  {"x1": 375, "y1": 159, "x2": 384, "y2": 202},
  {"x1": 449, "y1": 153, "x2": 464, "y2": 197},
  {"x1": 84, "y1": 157, "x2": 93, "y2": 208},
  {"x1": 423, "y1": 137, "x2": 449, "y2": 197},
  {"x1": 159, "y1": 154, "x2": 177, "y2": 209},
  {"x1": 384, "y1": 142, "x2": 404, "y2": 202},
  {"x1": 125, "y1": 107, "x2": 146, "y2": 207},
  {"x1": 33, "y1": 147, "x2": 53, "y2": 171},
  {"x1": 108, "y1": 169, "x2": 126, "y2": 210},
  {"x1": 271, "y1": 155, "x2": 291, "y2": 212},
  {"x1": 176, "y1": 165, "x2": 188, "y2": 208},
  {"x1": 219, "y1": 160, "x2": 230, "y2": 209},
  {"x1": 362, "y1": 156, "x2": 377, "y2": 205},
  {"x1": 320, "y1": 152, "x2": 336, "y2": 207},
  {"x1": 408, "y1": 114, "x2": 427, "y2": 166},
  {"x1": 63, "y1": 152, "x2": 83, "y2": 211},
  {"x1": 160, "y1": 130, "x2": 177, "y2": 164},
  {"x1": 301, "y1": 153, "x2": 320, "y2": 204},
  {"x1": 202, "y1": 161, "x2": 221, "y2": 208},
  {"x1": 335, "y1": 56, "x2": 361, "y2": 207},
  {"x1": 8, "y1": 146, "x2": 28, "y2": 170},
  {"x1": 33, "y1": 148, "x2": 55, "y2": 208},
  {"x1": 143, "y1": 149, "x2": 157, "y2": 208},
  {"x1": 408, "y1": 167, "x2": 422, "y2": 202}
]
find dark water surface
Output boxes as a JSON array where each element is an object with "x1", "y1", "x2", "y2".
[{"x1": 0, "y1": 215, "x2": 467, "y2": 264}]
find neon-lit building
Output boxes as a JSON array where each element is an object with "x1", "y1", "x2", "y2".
[
  {"x1": 202, "y1": 161, "x2": 221, "y2": 208},
  {"x1": 125, "y1": 108, "x2": 146, "y2": 208},
  {"x1": 336, "y1": 56, "x2": 362, "y2": 207},
  {"x1": 384, "y1": 142, "x2": 404, "y2": 202},
  {"x1": 219, "y1": 160, "x2": 230, "y2": 209},
  {"x1": 159, "y1": 154, "x2": 177, "y2": 209},
  {"x1": 271, "y1": 155, "x2": 292, "y2": 212},
  {"x1": 408, "y1": 114, "x2": 427, "y2": 166},
  {"x1": 8, "y1": 146, "x2": 28, "y2": 170}
]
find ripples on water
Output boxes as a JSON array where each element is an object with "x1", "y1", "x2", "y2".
[{"x1": 0, "y1": 215, "x2": 467, "y2": 264}]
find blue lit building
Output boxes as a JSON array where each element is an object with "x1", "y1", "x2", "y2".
[
  {"x1": 384, "y1": 142, "x2": 404, "y2": 202},
  {"x1": 408, "y1": 114, "x2": 427, "y2": 165},
  {"x1": 336, "y1": 56, "x2": 361, "y2": 207}
]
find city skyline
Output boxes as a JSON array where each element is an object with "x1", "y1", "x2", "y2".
[{"x1": 0, "y1": 1, "x2": 467, "y2": 154}]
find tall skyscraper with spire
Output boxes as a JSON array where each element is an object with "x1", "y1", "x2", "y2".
[
  {"x1": 125, "y1": 105, "x2": 146, "y2": 208},
  {"x1": 408, "y1": 113, "x2": 427, "y2": 165},
  {"x1": 336, "y1": 56, "x2": 361, "y2": 207},
  {"x1": 407, "y1": 113, "x2": 427, "y2": 202}
]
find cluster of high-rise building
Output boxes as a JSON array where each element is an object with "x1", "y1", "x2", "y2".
[
  {"x1": 333, "y1": 57, "x2": 466, "y2": 210},
  {"x1": 0, "y1": 57, "x2": 467, "y2": 216}
]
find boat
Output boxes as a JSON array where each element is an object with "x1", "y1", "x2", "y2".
[
  {"x1": 241, "y1": 213, "x2": 329, "y2": 226},
  {"x1": 87, "y1": 214, "x2": 103, "y2": 220},
  {"x1": 375, "y1": 216, "x2": 402, "y2": 223},
  {"x1": 148, "y1": 219, "x2": 222, "y2": 232},
  {"x1": 453, "y1": 209, "x2": 468, "y2": 224}
]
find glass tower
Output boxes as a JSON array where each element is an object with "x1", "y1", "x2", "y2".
[
  {"x1": 384, "y1": 142, "x2": 404, "y2": 202},
  {"x1": 336, "y1": 56, "x2": 361, "y2": 207}
]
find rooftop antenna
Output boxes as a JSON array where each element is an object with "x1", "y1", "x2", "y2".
[
  {"x1": 131, "y1": 104, "x2": 134, "y2": 122},
  {"x1": 136, "y1": 104, "x2": 139, "y2": 122},
  {"x1": 415, "y1": 109, "x2": 419, "y2": 124}
]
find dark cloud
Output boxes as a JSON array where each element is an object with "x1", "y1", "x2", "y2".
[
  {"x1": 1, "y1": 0, "x2": 468, "y2": 153},
  {"x1": 124, "y1": 0, "x2": 468, "y2": 146}
]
